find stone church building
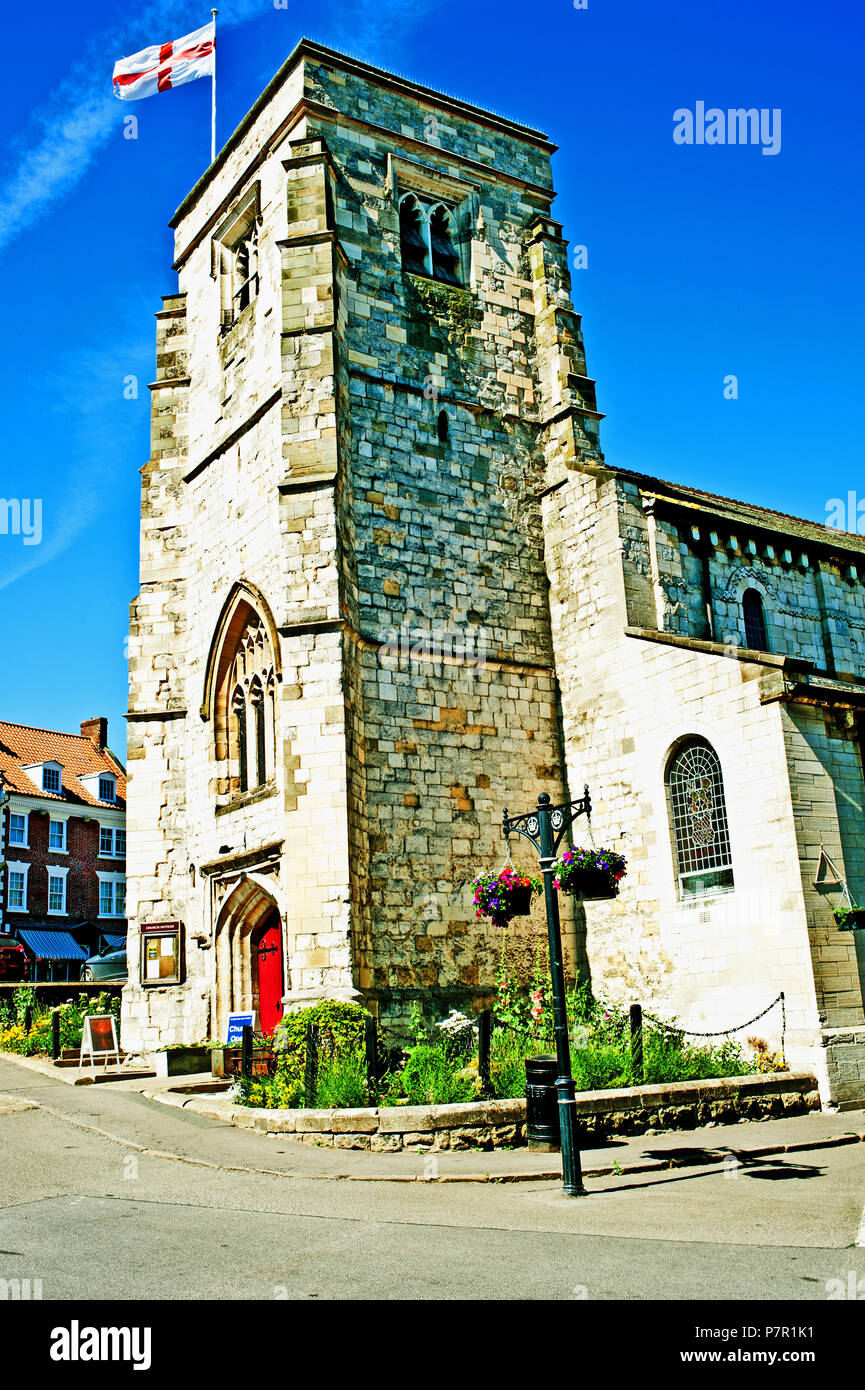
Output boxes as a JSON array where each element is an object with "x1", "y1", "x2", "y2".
[{"x1": 122, "y1": 39, "x2": 865, "y2": 1106}]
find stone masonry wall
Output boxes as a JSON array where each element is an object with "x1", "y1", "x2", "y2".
[
  {"x1": 543, "y1": 468, "x2": 827, "y2": 1077},
  {"x1": 299, "y1": 59, "x2": 586, "y2": 1028},
  {"x1": 539, "y1": 463, "x2": 865, "y2": 1102},
  {"x1": 125, "y1": 45, "x2": 588, "y2": 1045},
  {"x1": 782, "y1": 702, "x2": 865, "y2": 1106},
  {"x1": 177, "y1": 1071, "x2": 820, "y2": 1150},
  {"x1": 620, "y1": 474, "x2": 865, "y2": 673}
]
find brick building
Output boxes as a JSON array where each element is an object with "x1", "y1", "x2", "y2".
[
  {"x1": 122, "y1": 40, "x2": 865, "y2": 1105},
  {"x1": 0, "y1": 718, "x2": 127, "y2": 978}
]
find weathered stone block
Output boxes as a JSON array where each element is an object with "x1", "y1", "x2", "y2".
[{"x1": 370, "y1": 1134, "x2": 403, "y2": 1152}]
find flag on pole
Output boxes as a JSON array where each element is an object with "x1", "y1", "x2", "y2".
[{"x1": 112, "y1": 21, "x2": 215, "y2": 101}]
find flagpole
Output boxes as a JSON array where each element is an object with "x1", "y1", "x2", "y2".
[{"x1": 210, "y1": 8, "x2": 218, "y2": 164}]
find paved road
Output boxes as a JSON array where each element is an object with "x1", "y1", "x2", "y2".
[{"x1": 0, "y1": 1060, "x2": 863, "y2": 1301}]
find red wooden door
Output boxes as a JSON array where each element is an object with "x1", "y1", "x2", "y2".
[{"x1": 255, "y1": 916, "x2": 284, "y2": 1036}]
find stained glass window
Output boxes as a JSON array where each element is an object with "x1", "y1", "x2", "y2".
[{"x1": 667, "y1": 739, "x2": 734, "y2": 898}]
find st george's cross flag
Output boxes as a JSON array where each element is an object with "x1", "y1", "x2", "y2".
[{"x1": 112, "y1": 21, "x2": 215, "y2": 100}]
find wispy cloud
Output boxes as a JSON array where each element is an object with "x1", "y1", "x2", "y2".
[
  {"x1": 0, "y1": 332, "x2": 152, "y2": 592},
  {"x1": 0, "y1": 0, "x2": 441, "y2": 585},
  {"x1": 0, "y1": 0, "x2": 442, "y2": 256},
  {"x1": 0, "y1": 1, "x2": 269, "y2": 254}
]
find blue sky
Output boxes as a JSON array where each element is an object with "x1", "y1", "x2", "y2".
[{"x1": 0, "y1": 0, "x2": 862, "y2": 757}]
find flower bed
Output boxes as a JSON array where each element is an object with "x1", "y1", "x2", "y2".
[
  {"x1": 228, "y1": 985, "x2": 771, "y2": 1115},
  {"x1": 0, "y1": 987, "x2": 121, "y2": 1057}
]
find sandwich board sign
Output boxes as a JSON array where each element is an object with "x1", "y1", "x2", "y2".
[
  {"x1": 80, "y1": 1015, "x2": 120, "y2": 1074},
  {"x1": 226, "y1": 1012, "x2": 256, "y2": 1046}
]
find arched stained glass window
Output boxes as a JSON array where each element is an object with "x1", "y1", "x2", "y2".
[
  {"x1": 667, "y1": 739, "x2": 734, "y2": 899},
  {"x1": 742, "y1": 588, "x2": 768, "y2": 651}
]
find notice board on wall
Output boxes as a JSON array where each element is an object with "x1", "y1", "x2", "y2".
[{"x1": 140, "y1": 922, "x2": 183, "y2": 987}]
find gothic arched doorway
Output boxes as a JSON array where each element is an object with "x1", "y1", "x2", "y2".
[{"x1": 214, "y1": 878, "x2": 285, "y2": 1040}]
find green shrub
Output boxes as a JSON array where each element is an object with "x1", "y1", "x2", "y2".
[
  {"x1": 272, "y1": 1000, "x2": 377, "y2": 1080},
  {"x1": 13, "y1": 986, "x2": 37, "y2": 1024},
  {"x1": 235, "y1": 1070, "x2": 304, "y2": 1109},
  {"x1": 388, "y1": 1043, "x2": 476, "y2": 1106},
  {"x1": 314, "y1": 1052, "x2": 370, "y2": 1109},
  {"x1": 640, "y1": 1032, "x2": 748, "y2": 1084},
  {"x1": 489, "y1": 1029, "x2": 535, "y2": 1099},
  {"x1": 571, "y1": 1043, "x2": 632, "y2": 1091}
]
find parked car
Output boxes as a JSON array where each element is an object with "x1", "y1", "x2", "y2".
[
  {"x1": 0, "y1": 935, "x2": 30, "y2": 982},
  {"x1": 80, "y1": 944, "x2": 127, "y2": 984}
]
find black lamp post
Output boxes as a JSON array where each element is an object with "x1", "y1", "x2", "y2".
[{"x1": 503, "y1": 787, "x2": 592, "y2": 1198}]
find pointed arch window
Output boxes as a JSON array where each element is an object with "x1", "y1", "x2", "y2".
[
  {"x1": 210, "y1": 595, "x2": 277, "y2": 801},
  {"x1": 742, "y1": 588, "x2": 768, "y2": 651},
  {"x1": 666, "y1": 738, "x2": 734, "y2": 899},
  {"x1": 213, "y1": 183, "x2": 261, "y2": 332},
  {"x1": 398, "y1": 193, "x2": 462, "y2": 285}
]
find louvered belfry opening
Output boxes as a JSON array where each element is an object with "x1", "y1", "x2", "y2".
[
  {"x1": 399, "y1": 195, "x2": 428, "y2": 275},
  {"x1": 429, "y1": 205, "x2": 460, "y2": 283}
]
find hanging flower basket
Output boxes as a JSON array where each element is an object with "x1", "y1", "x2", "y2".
[
  {"x1": 834, "y1": 904, "x2": 865, "y2": 931},
  {"x1": 553, "y1": 847, "x2": 627, "y2": 900},
  {"x1": 472, "y1": 865, "x2": 542, "y2": 928}
]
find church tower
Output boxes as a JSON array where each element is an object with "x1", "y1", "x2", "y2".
[{"x1": 122, "y1": 39, "x2": 603, "y2": 1048}]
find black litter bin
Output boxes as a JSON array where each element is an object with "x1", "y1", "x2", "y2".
[{"x1": 525, "y1": 1054, "x2": 560, "y2": 1150}]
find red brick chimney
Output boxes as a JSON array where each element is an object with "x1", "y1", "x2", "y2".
[{"x1": 81, "y1": 717, "x2": 108, "y2": 752}]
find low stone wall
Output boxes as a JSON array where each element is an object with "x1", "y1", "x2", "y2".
[{"x1": 182, "y1": 1071, "x2": 820, "y2": 1151}]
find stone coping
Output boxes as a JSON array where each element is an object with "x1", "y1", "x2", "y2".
[{"x1": 173, "y1": 1071, "x2": 818, "y2": 1138}]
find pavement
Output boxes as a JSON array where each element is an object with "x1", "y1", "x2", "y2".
[
  {"x1": 2, "y1": 1048, "x2": 864, "y2": 1184},
  {"x1": 1, "y1": 1054, "x2": 864, "y2": 1303}
]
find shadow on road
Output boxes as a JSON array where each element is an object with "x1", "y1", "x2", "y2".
[{"x1": 595, "y1": 1148, "x2": 827, "y2": 1196}]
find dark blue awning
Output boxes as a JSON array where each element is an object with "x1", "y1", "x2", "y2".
[{"x1": 18, "y1": 930, "x2": 88, "y2": 961}]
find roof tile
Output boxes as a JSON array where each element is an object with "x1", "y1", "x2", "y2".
[{"x1": 0, "y1": 721, "x2": 126, "y2": 809}]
